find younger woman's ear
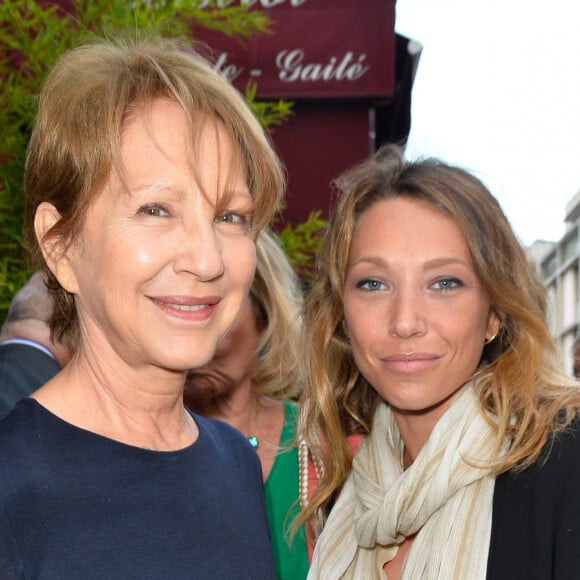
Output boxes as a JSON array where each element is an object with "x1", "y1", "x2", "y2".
[
  {"x1": 485, "y1": 310, "x2": 502, "y2": 343},
  {"x1": 34, "y1": 202, "x2": 79, "y2": 294}
]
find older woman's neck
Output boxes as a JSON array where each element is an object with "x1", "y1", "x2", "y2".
[{"x1": 32, "y1": 355, "x2": 197, "y2": 451}]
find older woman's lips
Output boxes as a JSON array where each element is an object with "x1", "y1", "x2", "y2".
[
  {"x1": 381, "y1": 353, "x2": 440, "y2": 374},
  {"x1": 149, "y1": 296, "x2": 221, "y2": 321}
]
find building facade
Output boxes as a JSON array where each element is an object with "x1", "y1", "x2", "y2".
[{"x1": 531, "y1": 191, "x2": 580, "y2": 375}]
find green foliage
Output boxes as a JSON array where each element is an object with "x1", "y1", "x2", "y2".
[
  {"x1": 0, "y1": 0, "x2": 300, "y2": 321},
  {"x1": 71, "y1": 0, "x2": 272, "y2": 42},
  {"x1": 244, "y1": 82, "x2": 294, "y2": 129},
  {"x1": 278, "y1": 211, "x2": 328, "y2": 287}
]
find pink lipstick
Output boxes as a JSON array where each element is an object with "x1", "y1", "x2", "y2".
[{"x1": 149, "y1": 295, "x2": 221, "y2": 322}]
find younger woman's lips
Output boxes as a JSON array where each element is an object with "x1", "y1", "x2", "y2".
[{"x1": 381, "y1": 353, "x2": 440, "y2": 374}]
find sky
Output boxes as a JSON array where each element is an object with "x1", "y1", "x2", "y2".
[{"x1": 394, "y1": 0, "x2": 580, "y2": 247}]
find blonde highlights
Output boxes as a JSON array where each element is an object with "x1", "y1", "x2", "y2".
[{"x1": 298, "y1": 145, "x2": 580, "y2": 529}]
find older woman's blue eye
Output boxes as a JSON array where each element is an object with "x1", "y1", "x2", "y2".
[
  {"x1": 216, "y1": 211, "x2": 249, "y2": 225},
  {"x1": 140, "y1": 204, "x2": 168, "y2": 217}
]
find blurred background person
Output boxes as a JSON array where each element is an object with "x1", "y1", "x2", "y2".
[
  {"x1": 0, "y1": 272, "x2": 71, "y2": 413},
  {"x1": 0, "y1": 35, "x2": 284, "y2": 578},
  {"x1": 185, "y1": 229, "x2": 307, "y2": 580},
  {"x1": 300, "y1": 146, "x2": 580, "y2": 579}
]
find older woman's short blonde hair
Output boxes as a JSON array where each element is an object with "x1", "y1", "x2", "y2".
[{"x1": 24, "y1": 34, "x2": 285, "y2": 348}]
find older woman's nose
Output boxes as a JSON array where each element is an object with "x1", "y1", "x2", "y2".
[{"x1": 173, "y1": 224, "x2": 225, "y2": 281}]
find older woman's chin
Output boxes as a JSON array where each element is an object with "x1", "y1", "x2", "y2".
[{"x1": 153, "y1": 345, "x2": 222, "y2": 375}]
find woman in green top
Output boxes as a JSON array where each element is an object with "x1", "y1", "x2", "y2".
[{"x1": 184, "y1": 229, "x2": 308, "y2": 579}]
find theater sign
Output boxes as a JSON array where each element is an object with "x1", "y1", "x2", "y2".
[
  {"x1": 192, "y1": 0, "x2": 409, "y2": 230},
  {"x1": 194, "y1": 0, "x2": 395, "y2": 98}
]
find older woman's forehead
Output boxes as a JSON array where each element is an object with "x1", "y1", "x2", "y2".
[{"x1": 113, "y1": 100, "x2": 248, "y2": 192}]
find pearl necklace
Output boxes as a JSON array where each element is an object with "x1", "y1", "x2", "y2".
[{"x1": 298, "y1": 437, "x2": 324, "y2": 509}]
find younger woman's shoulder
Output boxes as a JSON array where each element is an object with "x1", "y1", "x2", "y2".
[
  {"x1": 525, "y1": 413, "x2": 580, "y2": 477},
  {"x1": 552, "y1": 413, "x2": 580, "y2": 456}
]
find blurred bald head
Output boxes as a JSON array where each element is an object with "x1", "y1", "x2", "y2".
[
  {"x1": 2, "y1": 273, "x2": 52, "y2": 327},
  {"x1": 1, "y1": 273, "x2": 71, "y2": 367}
]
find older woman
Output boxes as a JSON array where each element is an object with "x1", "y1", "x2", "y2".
[
  {"x1": 0, "y1": 36, "x2": 284, "y2": 578},
  {"x1": 185, "y1": 229, "x2": 307, "y2": 579},
  {"x1": 299, "y1": 145, "x2": 580, "y2": 579}
]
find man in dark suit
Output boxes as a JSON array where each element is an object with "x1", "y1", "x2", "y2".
[{"x1": 0, "y1": 273, "x2": 71, "y2": 414}]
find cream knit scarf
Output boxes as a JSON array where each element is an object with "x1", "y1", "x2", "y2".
[{"x1": 308, "y1": 383, "x2": 498, "y2": 579}]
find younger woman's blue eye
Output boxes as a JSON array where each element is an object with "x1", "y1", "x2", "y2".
[
  {"x1": 433, "y1": 277, "x2": 462, "y2": 291},
  {"x1": 356, "y1": 279, "x2": 384, "y2": 291}
]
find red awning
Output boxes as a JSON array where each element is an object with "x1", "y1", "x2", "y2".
[{"x1": 193, "y1": 0, "x2": 396, "y2": 99}]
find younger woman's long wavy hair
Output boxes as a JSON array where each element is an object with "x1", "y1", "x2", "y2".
[{"x1": 298, "y1": 145, "x2": 580, "y2": 529}]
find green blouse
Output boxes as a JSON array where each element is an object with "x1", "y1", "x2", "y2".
[{"x1": 264, "y1": 400, "x2": 309, "y2": 580}]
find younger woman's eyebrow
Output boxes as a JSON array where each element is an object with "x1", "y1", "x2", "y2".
[
  {"x1": 348, "y1": 256, "x2": 470, "y2": 269},
  {"x1": 422, "y1": 257, "x2": 471, "y2": 270}
]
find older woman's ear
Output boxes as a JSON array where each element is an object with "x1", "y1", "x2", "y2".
[{"x1": 34, "y1": 202, "x2": 79, "y2": 295}]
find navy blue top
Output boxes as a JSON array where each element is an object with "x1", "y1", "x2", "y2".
[{"x1": 0, "y1": 398, "x2": 275, "y2": 579}]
